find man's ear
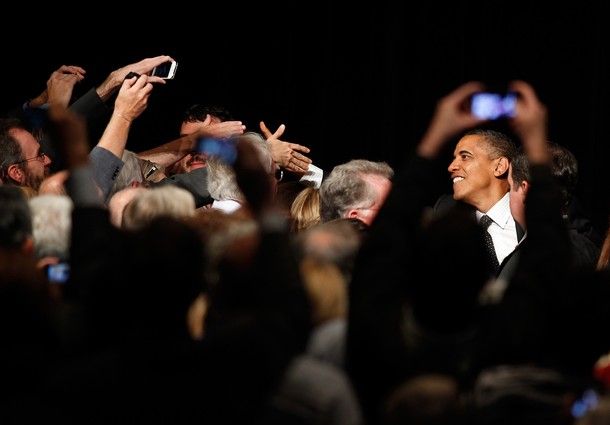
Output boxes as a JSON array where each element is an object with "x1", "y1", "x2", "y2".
[
  {"x1": 521, "y1": 180, "x2": 530, "y2": 196},
  {"x1": 494, "y1": 157, "x2": 509, "y2": 177},
  {"x1": 21, "y1": 237, "x2": 35, "y2": 257},
  {"x1": 7, "y1": 164, "x2": 25, "y2": 184},
  {"x1": 347, "y1": 209, "x2": 359, "y2": 220}
]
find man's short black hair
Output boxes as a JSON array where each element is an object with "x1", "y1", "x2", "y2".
[{"x1": 181, "y1": 104, "x2": 234, "y2": 123}]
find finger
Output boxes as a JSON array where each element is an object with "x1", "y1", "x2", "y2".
[
  {"x1": 66, "y1": 65, "x2": 86, "y2": 74},
  {"x1": 142, "y1": 82, "x2": 155, "y2": 95},
  {"x1": 289, "y1": 143, "x2": 311, "y2": 154},
  {"x1": 509, "y1": 80, "x2": 538, "y2": 103},
  {"x1": 292, "y1": 152, "x2": 312, "y2": 163},
  {"x1": 259, "y1": 121, "x2": 272, "y2": 139},
  {"x1": 132, "y1": 74, "x2": 149, "y2": 89},
  {"x1": 450, "y1": 81, "x2": 486, "y2": 100},
  {"x1": 271, "y1": 124, "x2": 286, "y2": 139},
  {"x1": 287, "y1": 162, "x2": 307, "y2": 174},
  {"x1": 291, "y1": 157, "x2": 311, "y2": 170},
  {"x1": 202, "y1": 114, "x2": 212, "y2": 126},
  {"x1": 146, "y1": 75, "x2": 167, "y2": 85}
]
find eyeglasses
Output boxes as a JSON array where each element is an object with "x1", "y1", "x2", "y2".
[
  {"x1": 14, "y1": 151, "x2": 47, "y2": 165},
  {"x1": 275, "y1": 169, "x2": 284, "y2": 182}
]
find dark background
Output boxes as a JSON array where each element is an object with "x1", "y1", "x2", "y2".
[{"x1": 2, "y1": 3, "x2": 609, "y2": 233}]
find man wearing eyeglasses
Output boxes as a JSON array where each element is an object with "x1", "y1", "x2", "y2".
[{"x1": 0, "y1": 118, "x2": 51, "y2": 191}]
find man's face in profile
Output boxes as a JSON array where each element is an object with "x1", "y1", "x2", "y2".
[{"x1": 448, "y1": 134, "x2": 496, "y2": 208}]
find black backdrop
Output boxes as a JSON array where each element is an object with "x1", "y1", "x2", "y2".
[{"x1": 3, "y1": 3, "x2": 609, "y2": 233}]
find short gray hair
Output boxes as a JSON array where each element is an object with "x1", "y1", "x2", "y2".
[
  {"x1": 122, "y1": 186, "x2": 195, "y2": 231},
  {"x1": 29, "y1": 195, "x2": 73, "y2": 259},
  {"x1": 319, "y1": 159, "x2": 393, "y2": 222},
  {"x1": 207, "y1": 132, "x2": 273, "y2": 202}
]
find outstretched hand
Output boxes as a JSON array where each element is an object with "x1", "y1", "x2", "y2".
[
  {"x1": 260, "y1": 121, "x2": 312, "y2": 174},
  {"x1": 96, "y1": 55, "x2": 172, "y2": 100},
  {"x1": 194, "y1": 114, "x2": 246, "y2": 139},
  {"x1": 417, "y1": 81, "x2": 485, "y2": 158}
]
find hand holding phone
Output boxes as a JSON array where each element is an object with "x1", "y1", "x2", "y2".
[
  {"x1": 151, "y1": 60, "x2": 178, "y2": 80},
  {"x1": 471, "y1": 92, "x2": 517, "y2": 120}
]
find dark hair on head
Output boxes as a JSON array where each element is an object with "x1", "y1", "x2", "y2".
[
  {"x1": 547, "y1": 142, "x2": 578, "y2": 206},
  {"x1": 464, "y1": 129, "x2": 517, "y2": 162},
  {"x1": 510, "y1": 143, "x2": 577, "y2": 213},
  {"x1": 0, "y1": 118, "x2": 27, "y2": 181},
  {"x1": 510, "y1": 149, "x2": 529, "y2": 188},
  {"x1": 182, "y1": 104, "x2": 234, "y2": 123}
]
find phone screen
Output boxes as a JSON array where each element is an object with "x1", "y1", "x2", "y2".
[
  {"x1": 471, "y1": 92, "x2": 516, "y2": 120},
  {"x1": 46, "y1": 263, "x2": 70, "y2": 284},
  {"x1": 151, "y1": 61, "x2": 177, "y2": 79}
]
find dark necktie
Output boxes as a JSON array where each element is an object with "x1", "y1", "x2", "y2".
[{"x1": 480, "y1": 214, "x2": 500, "y2": 273}]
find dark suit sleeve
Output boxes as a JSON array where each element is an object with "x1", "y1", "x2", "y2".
[{"x1": 70, "y1": 88, "x2": 108, "y2": 120}]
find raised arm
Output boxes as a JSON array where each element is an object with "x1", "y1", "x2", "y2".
[
  {"x1": 28, "y1": 65, "x2": 86, "y2": 109},
  {"x1": 137, "y1": 118, "x2": 246, "y2": 167},
  {"x1": 97, "y1": 74, "x2": 153, "y2": 158},
  {"x1": 94, "y1": 55, "x2": 171, "y2": 101}
]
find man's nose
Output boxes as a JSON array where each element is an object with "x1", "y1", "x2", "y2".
[{"x1": 448, "y1": 159, "x2": 458, "y2": 172}]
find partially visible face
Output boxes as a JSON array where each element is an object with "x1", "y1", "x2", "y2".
[
  {"x1": 347, "y1": 174, "x2": 392, "y2": 225},
  {"x1": 448, "y1": 135, "x2": 497, "y2": 210},
  {"x1": 508, "y1": 165, "x2": 527, "y2": 229},
  {"x1": 170, "y1": 118, "x2": 222, "y2": 175},
  {"x1": 10, "y1": 128, "x2": 51, "y2": 190}
]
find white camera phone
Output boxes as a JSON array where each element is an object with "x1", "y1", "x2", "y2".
[{"x1": 151, "y1": 60, "x2": 178, "y2": 80}]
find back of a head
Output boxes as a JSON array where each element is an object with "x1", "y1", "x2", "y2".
[
  {"x1": 28, "y1": 195, "x2": 73, "y2": 260},
  {"x1": 385, "y1": 374, "x2": 462, "y2": 425},
  {"x1": 548, "y1": 142, "x2": 578, "y2": 209},
  {"x1": 108, "y1": 150, "x2": 147, "y2": 199},
  {"x1": 122, "y1": 186, "x2": 195, "y2": 231},
  {"x1": 297, "y1": 218, "x2": 363, "y2": 281},
  {"x1": 0, "y1": 185, "x2": 32, "y2": 250},
  {"x1": 319, "y1": 159, "x2": 393, "y2": 222},
  {"x1": 291, "y1": 186, "x2": 321, "y2": 232},
  {"x1": 413, "y1": 209, "x2": 490, "y2": 328}
]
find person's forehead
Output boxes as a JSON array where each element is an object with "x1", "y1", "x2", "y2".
[
  {"x1": 9, "y1": 128, "x2": 39, "y2": 151},
  {"x1": 455, "y1": 134, "x2": 491, "y2": 156}
]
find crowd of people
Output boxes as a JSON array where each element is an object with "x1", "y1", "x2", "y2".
[{"x1": 1, "y1": 56, "x2": 610, "y2": 424}]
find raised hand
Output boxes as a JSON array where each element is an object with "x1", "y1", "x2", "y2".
[
  {"x1": 96, "y1": 55, "x2": 172, "y2": 100},
  {"x1": 30, "y1": 65, "x2": 86, "y2": 108},
  {"x1": 113, "y1": 75, "x2": 154, "y2": 123},
  {"x1": 260, "y1": 121, "x2": 312, "y2": 174},
  {"x1": 508, "y1": 80, "x2": 548, "y2": 163},
  {"x1": 194, "y1": 115, "x2": 246, "y2": 139},
  {"x1": 417, "y1": 81, "x2": 485, "y2": 158}
]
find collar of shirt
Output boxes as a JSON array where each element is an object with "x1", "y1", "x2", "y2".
[
  {"x1": 212, "y1": 199, "x2": 241, "y2": 213},
  {"x1": 476, "y1": 192, "x2": 511, "y2": 229}
]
